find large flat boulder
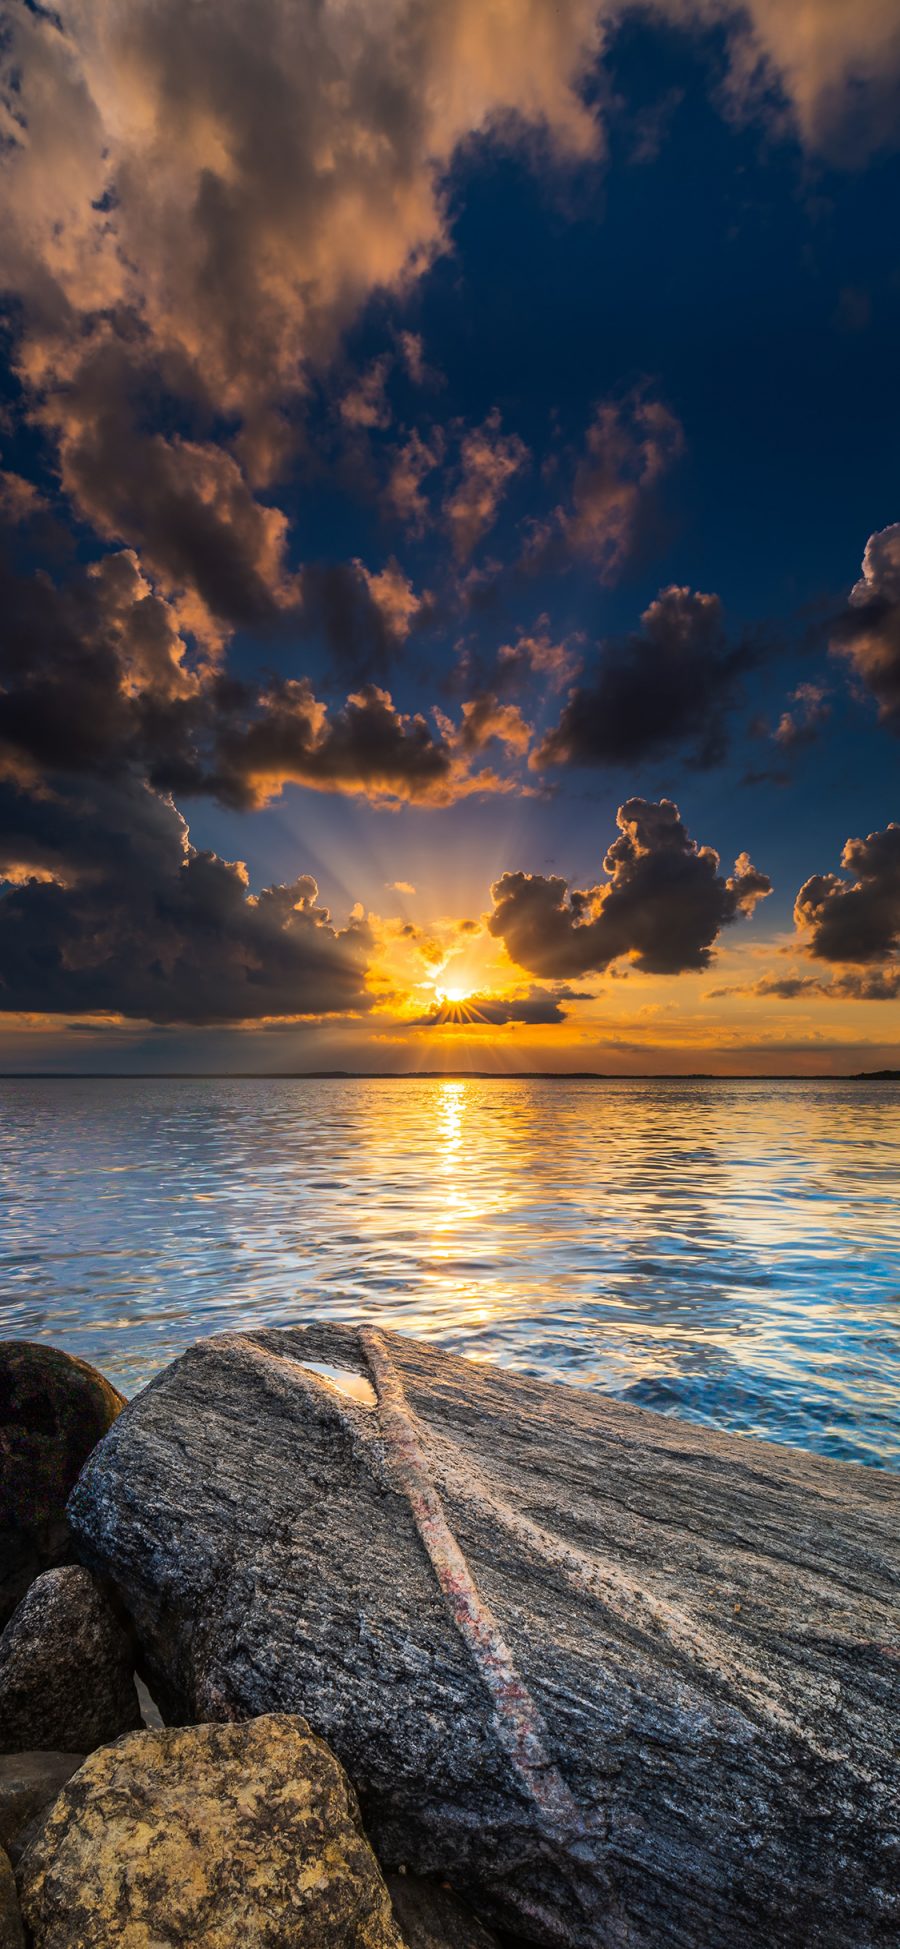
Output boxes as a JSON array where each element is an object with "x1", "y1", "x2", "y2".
[
  {"x1": 0, "y1": 1343, "x2": 124, "y2": 1627},
  {"x1": 18, "y1": 1715, "x2": 403, "y2": 1949},
  {"x1": 68, "y1": 1325, "x2": 900, "y2": 1949},
  {"x1": 0, "y1": 1566, "x2": 141, "y2": 1754}
]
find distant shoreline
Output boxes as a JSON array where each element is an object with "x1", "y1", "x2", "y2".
[{"x1": 0, "y1": 1070, "x2": 898, "y2": 1082}]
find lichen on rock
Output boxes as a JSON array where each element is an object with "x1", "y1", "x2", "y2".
[{"x1": 18, "y1": 1715, "x2": 404, "y2": 1949}]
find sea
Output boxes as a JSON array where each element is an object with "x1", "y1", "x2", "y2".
[{"x1": 1, "y1": 1076, "x2": 897, "y2": 1467}]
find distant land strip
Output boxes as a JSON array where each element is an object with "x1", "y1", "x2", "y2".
[{"x1": 0, "y1": 1071, "x2": 898, "y2": 1082}]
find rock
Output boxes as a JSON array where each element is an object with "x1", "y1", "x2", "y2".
[
  {"x1": 0, "y1": 1847, "x2": 24, "y2": 1949},
  {"x1": 386, "y1": 1873, "x2": 500, "y2": 1948},
  {"x1": 69, "y1": 1325, "x2": 900, "y2": 1949},
  {"x1": 0, "y1": 1567, "x2": 141, "y2": 1754},
  {"x1": 18, "y1": 1715, "x2": 403, "y2": 1949},
  {"x1": 0, "y1": 1754, "x2": 85, "y2": 1868},
  {"x1": 0, "y1": 1342, "x2": 124, "y2": 1626}
]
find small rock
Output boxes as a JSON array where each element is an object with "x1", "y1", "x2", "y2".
[
  {"x1": 386, "y1": 1872, "x2": 500, "y2": 1948},
  {"x1": 0, "y1": 1755, "x2": 86, "y2": 1869},
  {"x1": 19, "y1": 1715, "x2": 404, "y2": 1949},
  {"x1": 0, "y1": 1847, "x2": 24, "y2": 1949},
  {"x1": 0, "y1": 1342, "x2": 124, "y2": 1627},
  {"x1": 0, "y1": 1567, "x2": 141, "y2": 1754}
]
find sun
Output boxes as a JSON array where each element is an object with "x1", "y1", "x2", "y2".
[{"x1": 438, "y1": 982, "x2": 470, "y2": 1004}]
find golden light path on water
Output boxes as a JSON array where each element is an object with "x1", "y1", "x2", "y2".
[{"x1": 0, "y1": 1076, "x2": 898, "y2": 1466}]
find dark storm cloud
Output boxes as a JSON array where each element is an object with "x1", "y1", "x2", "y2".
[
  {"x1": 0, "y1": 545, "x2": 511, "y2": 810},
  {"x1": 794, "y1": 823, "x2": 900, "y2": 964},
  {"x1": 831, "y1": 524, "x2": 900, "y2": 733},
  {"x1": 488, "y1": 798, "x2": 771, "y2": 978},
  {"x1": 0, "y1": 775, "x2": 371, "y2": 1024},
  {"x1": 0, "y1": 543, "x2": 206, "y2": 787},
  {"x1": 409, "y1": 985, "x2": 591, "y2": 1028},
  {"x1": 212, "y1": 682, "x2": 494, "y2": 809},
  {"x1": 535, "y1": 586, "x2": 749, "y2": 772}
]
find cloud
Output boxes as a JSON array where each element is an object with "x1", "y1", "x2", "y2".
[
  {"x1": 0, "y1": 775, "x2": 371, "y2": 1023},
  {"x1": 831, "y1": 524, "x2": 900, "y2": 733},
  {"x1": 695, "y1": 0, "x2": 900, "y2": 163},
  {"x1": 211, "y1": 682, "x2": 515, "y2": 809},
  {"x1": 534, "y1": 389, "x2": 684, "y2": 580},
  {"x1": 535, "y1": 585, "x2": 747, "y2": 771},
  {"x1": 708, "y1": 974, "x2": 825, "y2": 999},
  {"x1": 0, "y1": 543, "x2": 204, "y2": 794},
  {"x1": 299, "y1": 559, "x2": 419, "y2": 678},
  {"x1": 339, "y1": 356, "x2": 393, "y2": 430},
  {"x1": 356, "y1": 560, "x2": 422, "y2": 644},
  {"x1": 772, "y1": 681, "x2": 831, "y2": 749},
  {"x1": 396, "y1": 331, "x2": 442, "y2": 388},
  {"x1": 831, "y1": 966, "x2": 900, "y2": 999},
  {"x1": 386, "y1": 429, "x2": 445, "y2": 535},
  {"x1": 496, "y1": 624, "x2": 583, "y2": 692},
  {"x1": 387, "y1": 881, "x2": 417, "y2": 896},
  {"x1": 0, "y1": 0, "x2": 602, "y2": 606},
  {"x1": 0, "y1": 544, "x2": 519, "y2": 812},
  {"x1": 0, "y1": 472, "x2": 48, "y2": 523},
  {"x1": 489, "y1": 797, "x2": 771, "y2": 978},
  {"x1": 455, "y1": 694, "x2": 533, "y2": 756},
  {"x1": 409, "y1": 984, "x2": 590, "y2": 1028},
  {"x1": 794, "y1": 823, "x2": 900, "y2": 964},
  {"x1": 443, "y1": 411, "x2": 528, "y2": 560},
  {"x1": 32, "y1": 333, "x2": 298, "y2": 635},
  {"x1": 710, "y1": 966, "x2": 900, "y2": 1002},
  {"x1": 2, "y1": 0, "x2": 894, "y2": 646}
]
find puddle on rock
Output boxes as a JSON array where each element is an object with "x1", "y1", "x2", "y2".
[{"x1": 300, "y1": 1360, "x2": 377, "y2": 1408}]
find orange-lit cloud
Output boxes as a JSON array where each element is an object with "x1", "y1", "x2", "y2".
[
  {"x1": 444, "y1": 411, "x2": 529, "y2": 560},
  {"x1": 832, "y1": 524, "x2": 900, "y2": 734}
]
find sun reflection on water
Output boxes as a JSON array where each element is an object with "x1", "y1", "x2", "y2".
[{"x1": 0, "y1": 1076, "x2": 898, "y2": 1465}]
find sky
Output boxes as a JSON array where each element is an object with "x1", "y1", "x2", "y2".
[{"x1": 0, "y1": 0, "x2": 899, "y2": 1075}]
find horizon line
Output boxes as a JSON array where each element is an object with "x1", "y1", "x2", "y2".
[{"x1": 0, "y1": 1069, "x2": 898, "y2": 1082}]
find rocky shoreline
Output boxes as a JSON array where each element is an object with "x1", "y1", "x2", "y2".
[{"x1": 1, "y1": 1328, "x2": 897, "y2": 1948}]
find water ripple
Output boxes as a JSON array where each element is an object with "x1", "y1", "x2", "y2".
[{"x1": 0, "y1": 1077, "x2": 898, "y2": 1466}]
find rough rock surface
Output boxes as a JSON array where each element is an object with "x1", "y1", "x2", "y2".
[
  {"x1": 386, "y1": 1874, "x2": 500, "y2": 1948},
  {"x1": 69, "y1": 1325, "x2": 900, "y2": 1949},
  {"x1": 0, "y1": 1847, "x2": 23, "y2": 1949},
  {"x1": 0, "y1": 1342, "x2": 124, "y2": 1627},
  {"x1": 0, "y1": 1754, "x2": 85, "y2": 1868},
  {"x1": 18, "y1": 1715, "x2": 403, "y2": 1949},
  {"x1": 0, "y1": 1567, "x2": 141, "y2": 1753}
]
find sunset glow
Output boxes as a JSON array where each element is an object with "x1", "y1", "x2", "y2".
[{"x1": 0, "y1": 1, "x2": 897, "y2": 1074}]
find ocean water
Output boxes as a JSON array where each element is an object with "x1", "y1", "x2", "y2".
[{"x1": 0, "y1": 1076, "x2": 897, "y2": 1467}]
